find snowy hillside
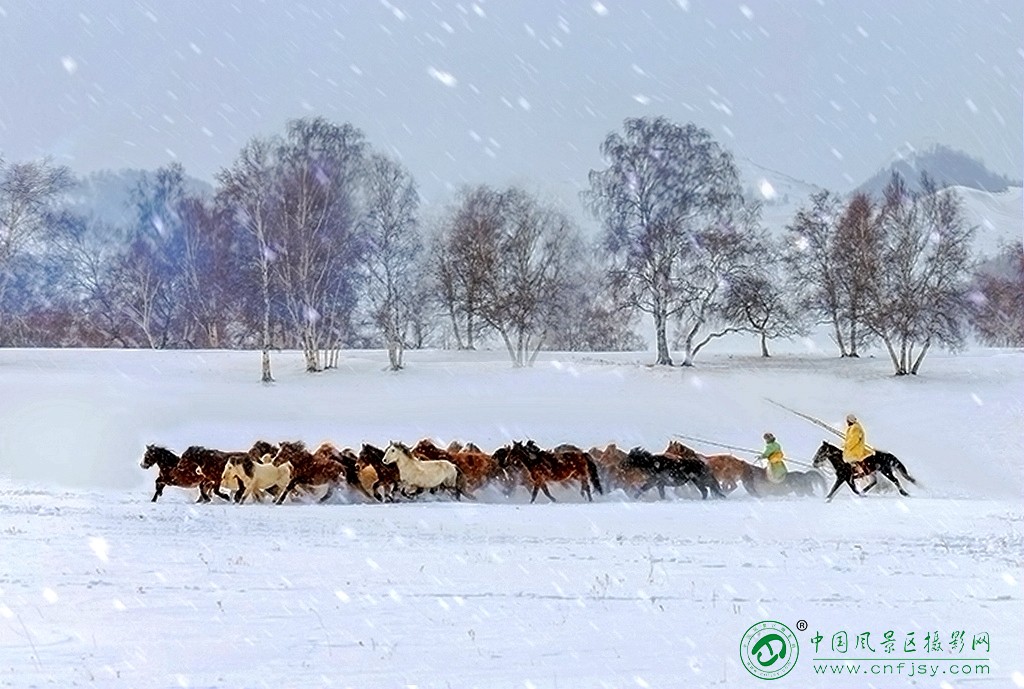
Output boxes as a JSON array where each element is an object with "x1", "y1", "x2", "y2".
[
  {"x1": 956, "y1": 185, "x2": 1023, "y2": 257},
  {"x1": 0, "y1": 347, "x2": 1021, "y2": 687}
]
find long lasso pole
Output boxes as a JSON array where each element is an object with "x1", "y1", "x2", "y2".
[{"x1": 672, "y1": 432, "x2": 816, "y2": 469}]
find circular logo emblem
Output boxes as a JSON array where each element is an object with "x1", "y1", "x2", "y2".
[{"x1": 740, "y1": 620, "x2": 799, "y2": 680}]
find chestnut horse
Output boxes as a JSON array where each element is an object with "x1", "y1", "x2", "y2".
[
  {"x1": 591, "y1": 443, "x2": 656, "y2": 495},
  {"x1": 500, "y1": 440, "x2": 603, "y2": 503},
  {"x1": 413, "y1": 439, "x2": 500, "y2": 493},
  {"x1": 271, "y1": 441, "x2": 348, "y2": 504},
  {"x1": 665, "y1": 441, "x2": 753, "y2": 495}
]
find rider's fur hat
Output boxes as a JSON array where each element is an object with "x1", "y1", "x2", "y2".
[{"x1": 846, "y1": 413, "x2": 857, "y2": 423}]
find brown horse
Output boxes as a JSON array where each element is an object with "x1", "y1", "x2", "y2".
[
  {"x1": 413, "y1": 439, "x2": 500, "y2": 493},
  {"x1": 665, "y1": 441, "x2": 760, "y2": 496},
  {"x1": 270, "y1": 441, "x2": 348, "y2": 504},
  {"x1": 140, "y1": 445, "x2": 206, "y2": 502},
  {"x1": 500, "y1": 440, "x2": 603, "y2": 503},
  {"x1": 589, "y1": 443, "x2": 651, "y2": 495}
]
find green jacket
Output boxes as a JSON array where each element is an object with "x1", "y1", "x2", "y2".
[{"x1": 761, "y1": 440, "x2": 784, "y2": 463}]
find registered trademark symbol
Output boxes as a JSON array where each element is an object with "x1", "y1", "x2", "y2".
[{"x1": 796, "y1": 619, "x2": 808, "y2": 631}]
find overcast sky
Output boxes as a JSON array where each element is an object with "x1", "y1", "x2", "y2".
[{"x1": 0, "y1": 0, "x2": 1020, "y2": 204}]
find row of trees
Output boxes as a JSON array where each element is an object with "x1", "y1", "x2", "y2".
[{"x1": 1, "y1": 116, "x2": 1021, "y2": 378}]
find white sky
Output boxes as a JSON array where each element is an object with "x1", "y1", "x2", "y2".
[{"x1": 0, "y1": 0, "x2": 1020, "y2": 204}]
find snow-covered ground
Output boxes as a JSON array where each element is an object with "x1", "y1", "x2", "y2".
[{"x1": 1, "y1": 346, "x2": 1021, "y2": 688}]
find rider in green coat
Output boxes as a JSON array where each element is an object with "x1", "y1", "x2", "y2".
[{"x1": 759, "y1": 432, "x2": 788, "y2": 483}]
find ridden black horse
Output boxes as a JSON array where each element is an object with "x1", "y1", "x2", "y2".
[
  {"x1": 812, "y1": 441, "x2": 918, "y2": 501},
  {"x1": 625, "y1": 448, "x2": 726, "y2": 500}
]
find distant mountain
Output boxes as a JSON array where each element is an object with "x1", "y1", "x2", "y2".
[
  {"x1": 855, "y1": 144, "x2": 1021, "y2": 198},
  {"x1": 737, "y1": 157, "x2": 823, "y2": 234}
]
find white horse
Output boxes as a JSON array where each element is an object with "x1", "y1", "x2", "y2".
[
  {"x1": 222, "y1": 455, "x2": 293, "y2": 504},
  {"x1": 382, "y1": 442, "x2": 468, "y2": 500}
]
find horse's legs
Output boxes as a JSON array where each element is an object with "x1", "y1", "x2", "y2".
[
  {"x1": 847, "y1": 476, "x2": 862, "y2": 496},
  {"x1": 539, "y1": 482, "x2": 557, "y2": 502},
  {"x1": 319, "y1": 484, "x2": 334, "y2": 503},
  {"x1": 530, "y1": 483, "x2": 540, "y2": 503},
  {"x1": 825, "y1": 477, "x2": 845, "y2": 502},
  {"x1": 657, "y1": 482, "x2": 666, "y2": 500},
  {"x1": 881, "y1": 468, "x2": 910, "y2": 496},
  {"x1": 275, "y1": 479, "x2": 296, "y2": 505},
  {"x1": 862, "y1": 477, "x2": 878, "y2": 493},
  {"x1": 580, "y1": 477, "x2": 592, "y2": 502},
  {"x1": 152, "y1": 481, "x2": 164, "y2": 502},
  {"x1": 696, "y1": 483, "x2": 709, "y2": 500}
]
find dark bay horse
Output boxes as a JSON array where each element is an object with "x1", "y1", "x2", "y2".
[
  {"x1": 140, "y1": 445, "x2": 205, "y2": 502},
  {"x1": 625, "y1": 447, "x2": 726, "y2": 499},
  {"x1": 812, "y1": 441, "x2": 918, "y2": 501}
]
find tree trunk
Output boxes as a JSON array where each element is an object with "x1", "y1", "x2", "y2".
[
  {"x1": 760, "y1": 331, "x2": 770, "y2": 358},
  {"x1": 654, "y1": 310, "x2": 672, "y2": 366},
  {"x1": 259, "y1": 253, "x2": 274, "y2": 383},
  {"x1": 848, "y1": 315, "x2": 859, "y2": 357},
  {"x1": 831, "y1": 315, "x2": 849, "y2": 357},
  {"x1": 910, "y1": 340, "x2": 931, "y2": 375}
]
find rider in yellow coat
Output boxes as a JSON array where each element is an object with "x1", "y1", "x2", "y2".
[{"x1": 843, "y1": 414, "x2": 872, "y2": 464}]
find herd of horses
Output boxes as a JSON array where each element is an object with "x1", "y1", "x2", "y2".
[{"x1": 140, "y1": 436, "x2": 918, "y2": 504}]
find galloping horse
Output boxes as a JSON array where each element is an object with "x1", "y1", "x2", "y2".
[
  {"x1": 358, "y1": 443, "x2": 399, "y2": 502},
  {"x1": 666, "y1": 441, "x2": 825, "y2": 498},
  {"x1": 499, "y1": 440, "x2": 602, "y2": 503},
  {"x1": 589, "y1": 443, "x2": 649, "y2": 495},
  {"x1": 625, "y1": 447, "x2": 726, "y2": 499},
  {"x1": 271, "y1": 441, "x2": 349, "y2": 504},
  {"x1": 812, "y1": 441, "x2": 918, "y2": 501},
  {"x1": 140, "y1": 445, "x2": 205, "y2": 502},
  {"x1": 413, "y1": 439, "x2": 500, "y2": 493},
  {"x1": 382, "y1": 442, "x2": 468, "y2": 500},
  {"x1": 665, "y1": 441, "x2": 751, "y2": 494},
  {"x1": 222, "y1": 456, "x2": 292, "y2": 504}
]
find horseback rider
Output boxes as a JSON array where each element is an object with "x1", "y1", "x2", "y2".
[
  {"x1": 843, "y1": 414, "x2": 872, "y2": 473},
  {"x1": 758, "y1": 432, "x2": 788, "y2": 484}
]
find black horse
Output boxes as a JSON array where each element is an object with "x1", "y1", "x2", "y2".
[
  {"x1": 625, "y1": 448, "x2": 726, "y2": 500},
  {"x1": 812, "y1": 441, "x2": 918, "y2": 501}
]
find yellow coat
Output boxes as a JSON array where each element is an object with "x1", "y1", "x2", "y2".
[{"x1": 843, "y1": 422, "x2": 871, "y2": 462}]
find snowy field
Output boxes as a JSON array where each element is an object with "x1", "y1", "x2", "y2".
[{"x1": 0, "y1": 346, "x2": 1022, "y2": 688}]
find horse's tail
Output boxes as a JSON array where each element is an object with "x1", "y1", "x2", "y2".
[
  {"x1": 585, "y1": 456, "x2": 604, "y2": 495},
  {"x1": 893, "y1": 457, "x2": 918, "y2": 484}
]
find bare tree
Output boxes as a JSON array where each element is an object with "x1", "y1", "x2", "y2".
[
  {"x1": 866, "y1": 173, "x2": 975, "y2": 375},
  {"x1": 584, "y1": 117, "x2": 746, "y2": 365},
  {"x1": 671, "y1": 215, "x2": 762, "y2": 366},
  {"x1": 477, "y1": 188, "x2": 583, "y2": 367},
  {"x1": 0, "y1": 157, "x2": 72, "y2": 339},
  {"x1": 272, "y1": 118, "x2": 366, "y2": 372},
  {"x1": 722, "y1": 259, "x2": 804, "y2": 358},
  {"x1": 832, "y1": 192, "x2": 880, "y2": 356},
  {"x1": 968, "y1": 242, "x2": 1024, "y2": 346},
  {"x1": 218, "y1": 138, "x2": 278, "y2": 382},
  {"x1": 361, "y1": 154, "x2": 422, "y2": 370},
  {"x1": 430, "y1": 186, "x2": 503, "y2": 350},
  {"x1": 784, "y1": 190, "x2": 851, "y2": 355}
]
